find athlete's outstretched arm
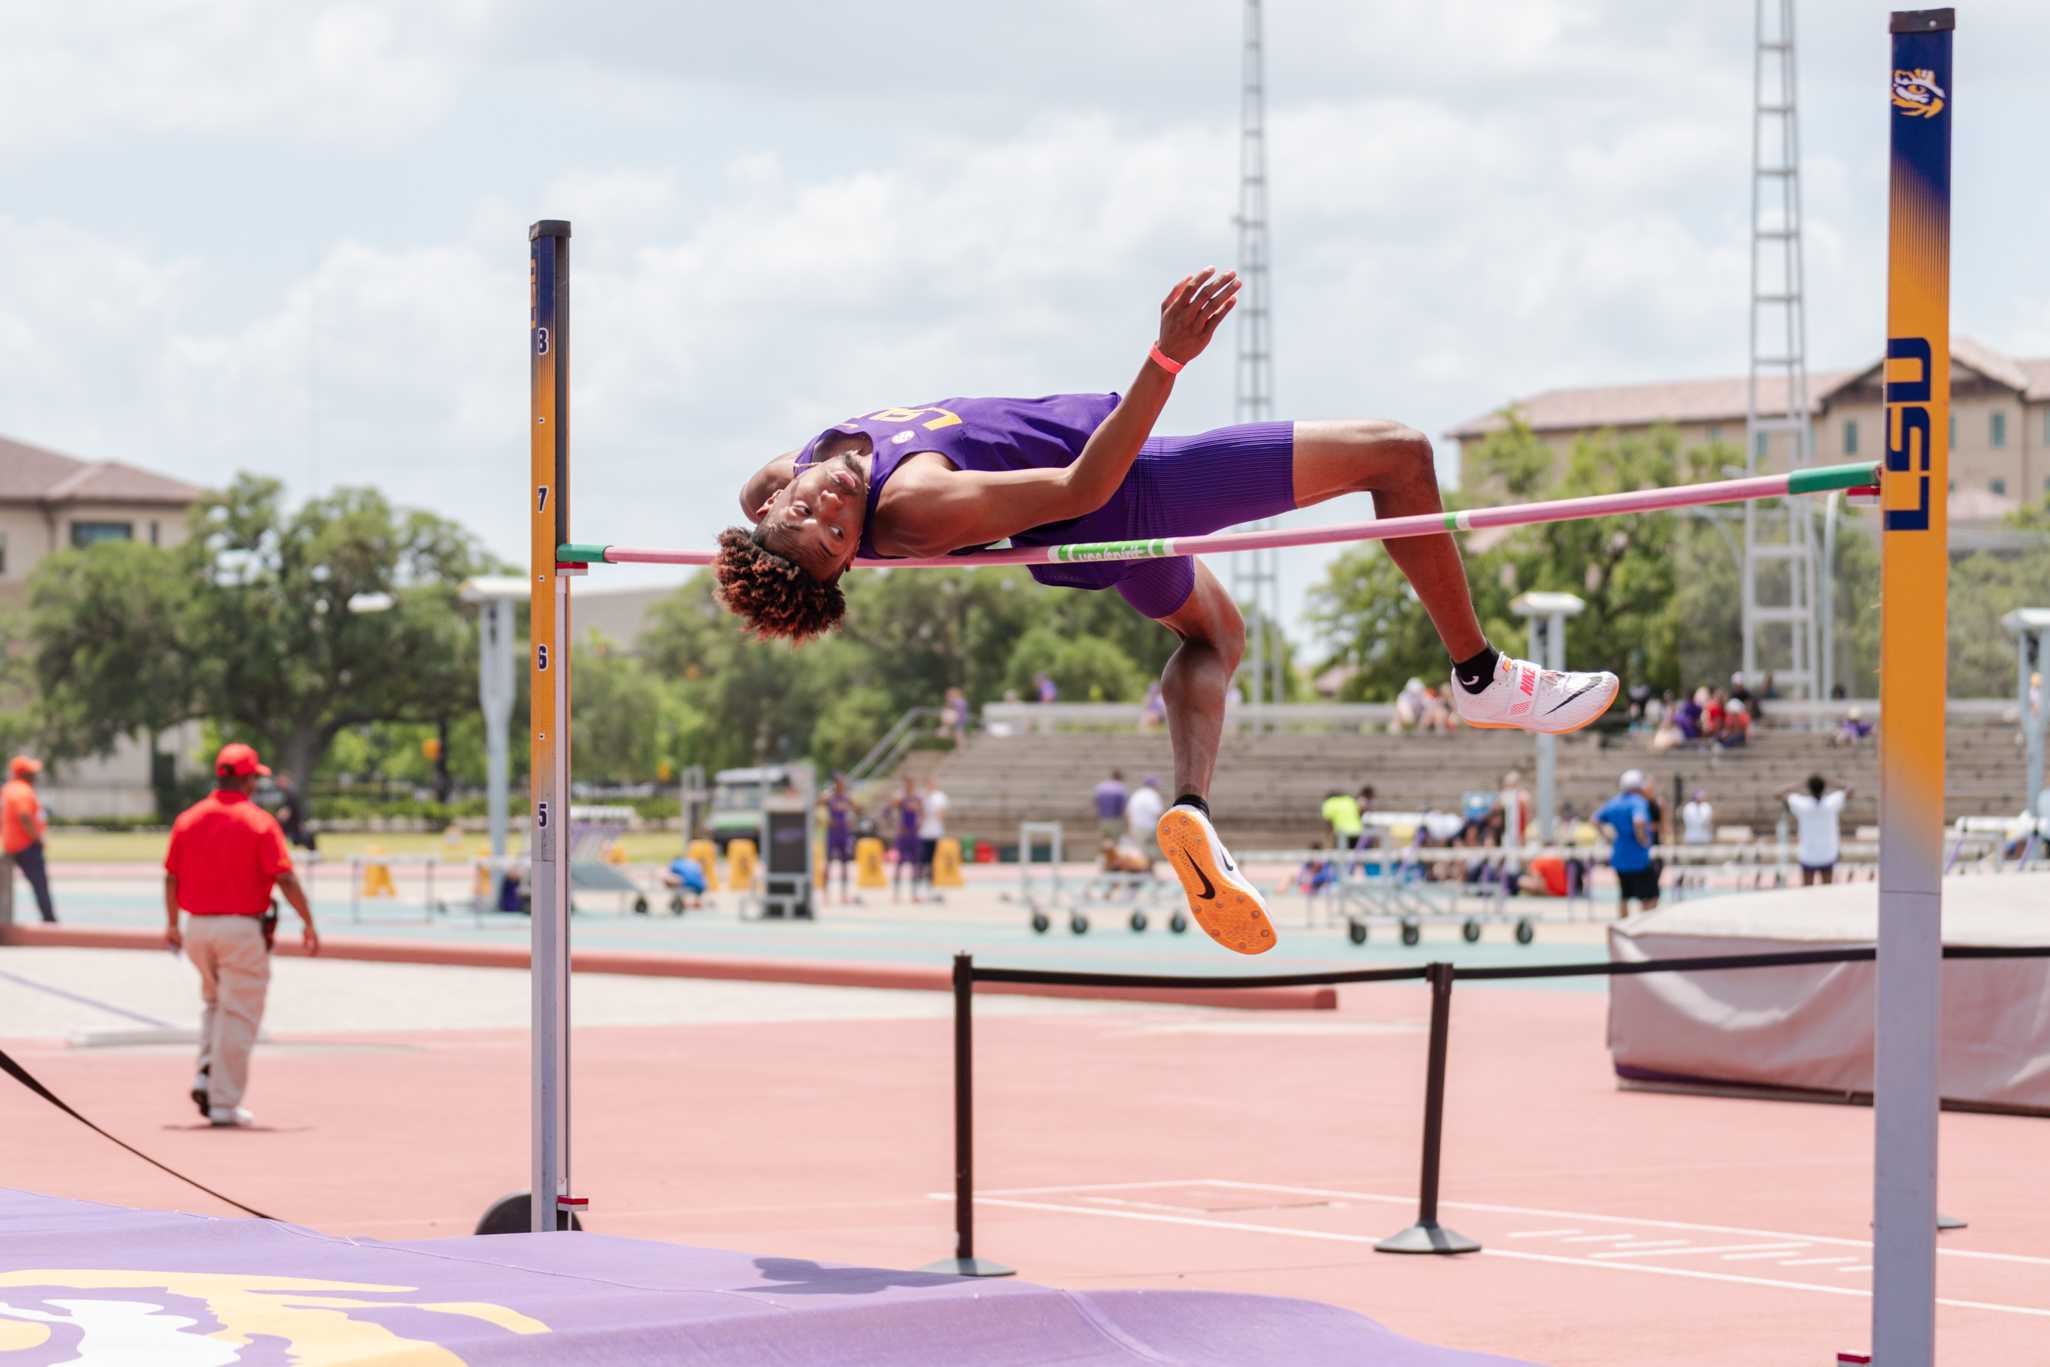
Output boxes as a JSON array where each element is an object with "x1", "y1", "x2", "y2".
[{"x1": 884, "y1": 270, "x2": 1239, "y2": 555}]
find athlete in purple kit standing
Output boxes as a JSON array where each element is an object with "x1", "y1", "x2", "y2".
[
  {"x1": 822, "y1": 774, "x2": 859, "y2": 904},
  {"x1": 716, "y1": 269, "x2": 1618, "y2": 955}
]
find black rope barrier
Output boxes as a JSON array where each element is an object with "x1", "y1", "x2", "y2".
[
  {"x1": 933, "y1": 941, "x2": 2050, "y2": 1272},
  {"x1": 0, "y1": 1045, "x2": 276, "y2": 1221}
]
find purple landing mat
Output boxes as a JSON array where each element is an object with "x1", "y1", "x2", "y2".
[{"x1": 0, "y1": 1190, "x2": 1542, "y2": 1365}]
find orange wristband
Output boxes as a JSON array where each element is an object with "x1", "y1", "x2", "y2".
[{"x1": 1147, "y1": 344, "x2": 1183, "y2": 375}]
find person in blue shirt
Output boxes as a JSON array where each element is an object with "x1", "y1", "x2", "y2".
[
  {"x1": 665, "y1": 855, "x2": 708, "y2": 910},
  {"x1": 1595, "y1": 769, "x2": 1660, "y2": 916}
]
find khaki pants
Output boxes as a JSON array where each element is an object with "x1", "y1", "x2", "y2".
[{"x1": 184, "y1": 914, "x2": 270, "y2": 1111}]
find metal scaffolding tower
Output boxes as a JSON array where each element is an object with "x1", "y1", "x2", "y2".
[
  {"x1": 1742, "y1": 0, "x2": 1822, "y2": 700},
  {"x1": 1233, "y1": 0, "x2": 1284, "y2": 712}
]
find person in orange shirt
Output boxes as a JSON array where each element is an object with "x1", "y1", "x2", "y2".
[
  {"x1": 2, "y1": 756, "x2": 56, "y2": 923},
  {"x1": 165, "y1": 743, "x2": 319, "y2": 1128}
]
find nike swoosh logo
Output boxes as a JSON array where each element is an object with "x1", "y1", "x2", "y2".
[
  {"x1": 1545, "y1": 681, "x2": 1606, "y2": 714},
  {"x1": 1181, "y1": 851, "x2": 1217, "y2": 900},
  {"x1": 1221, "y1": 850, "x2": 1236, "y2": 873}
]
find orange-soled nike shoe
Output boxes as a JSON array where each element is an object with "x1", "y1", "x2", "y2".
[{"x1": 1156, "y1": 803, "x2": 1276, "y2": 955}]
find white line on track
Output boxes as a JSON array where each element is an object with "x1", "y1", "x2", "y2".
[
  {"x1": 1595, "y1": 1242, "x2": 1810, "y2": 1261},
  {"x1": 1506, "y1": 1229, "x2": 1583, "y2": 1239},
  {"x1": 937, "y1": 1186, "x2": 2050, "y2": 1320},
  {"x1": 1179, "y1": 1178, "x2": 2050, "y2": 1268},
  {"x1": 1559, "y1": 1234, "x2": 1637, "y2": 1244}
]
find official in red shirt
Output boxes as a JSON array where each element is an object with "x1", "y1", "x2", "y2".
[
  {"x1": 3, "y1": 756, "x2": 56, "y2": 923},
  {"x1": 165, "y1": 743, "x2": 319, "y2": 1127}
]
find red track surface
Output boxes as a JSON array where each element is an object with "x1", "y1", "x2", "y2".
[{"x1": 5, "y1": 980, "x2": 2042, "y2": 1365}]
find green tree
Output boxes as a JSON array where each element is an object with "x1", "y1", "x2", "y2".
[
  {"x1": 26, "y1": 541, "x2": 197, "y2": 757},
  {"x1": 571, "y1": 632, "x2": 677, "y2": 783},
  {"x1": 1003, "y1": 626, "x2": 1144, "y2": 702},
  {"x1": 23, "y1": 474, "x2": 496, "y2": 783}
]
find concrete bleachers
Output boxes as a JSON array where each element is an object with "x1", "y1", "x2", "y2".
[{"x1": 919, "y1": 711, "x2": 2033, "y2": 851}]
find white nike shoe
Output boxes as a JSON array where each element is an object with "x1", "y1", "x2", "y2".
[
  {"x1": 1156, "y1": 804, "x2": 1277, "y2": 955},
  {"x1": 1450, "y1": 654, "x2": 1619, "y2": 735},
  {"x1": 208, "y1": 1106, "x2": 257, "y2": 1128}
]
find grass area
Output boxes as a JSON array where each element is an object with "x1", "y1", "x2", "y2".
[{"x1": 45, "y1": 829, "x2": 687, "y2": 864}]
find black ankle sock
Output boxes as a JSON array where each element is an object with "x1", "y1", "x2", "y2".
[
  {"x1": 1173, "y1": 793, "x2": 1210, "y2": 818},
  {"x1": 1453, "y1": 644, "x2": 1501, "y2": 694}
]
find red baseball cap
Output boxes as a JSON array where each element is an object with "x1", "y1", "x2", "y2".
[
  {"x1": 8, "y1": 756, "x2": 41, "y2": 778},
  {"x1": 214, "y1": 743, "x2": 271, "y2": 778}
]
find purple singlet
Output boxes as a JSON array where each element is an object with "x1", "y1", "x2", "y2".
[
  {"x1": 797, "y1": 396, "x2": 1296, "y2": 619},
  {"x1": 825, "y1": 791, "x2": 855, "y2": 861}
]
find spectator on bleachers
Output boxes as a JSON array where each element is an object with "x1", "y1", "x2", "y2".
[
  {"x1": 1644, "y1": 689, "x2": 1669, "y2": 729},
  {"x1": 1355, "y1": 784, "x2": 1378, "y2": 843},
  {"x1": 1718, "y1": 697, "x2": 1751, "y2": 749},
  {"x1": 1760, "y1": 672, "x2": 1779, "y2": 700},
  {"x1": 1596, "y1": 769, "x2": 1660, "y2": 916},
  {"x1": 1680, "y1": 789, "x2": 1715, "y2": 846},
  {"x1": 1673, "y1": 691, "x2": 1705, "y2": 743},
  {"x1": 1420, "y1": 684, "x2": 1456, "y2": 734},
  {"x1": 1138, "y1": 680, "x2": 1165, "y2": 732},
  {"x1": 1700, "y1": 688, "x2": 1726, "y2": 739},
  {"x1": 1783, "y1": 774, "x2": 1849, "y2": 886},
  {"x1": 1392, "y1": 677, "x2": 1429, "y2": 733},
  {"x1": 1093, "y1": 770, "x2": 1129, "y2": 844},
  {"x1": 1034, "y1": 671, "x2": 1058, "y2": 704},
  {"x1": 1730, "y1": 671, "x2": 1765, "y2": 723},
  {"x1": 937, "y1": 687, "x2": 968, "y2": 745},
  {"x1": 1833, "y1": 706, "x2": 1874, "y2": 747},
  {"x1": 1626, "y1": 681, "x2": 1654, "y2": 730}
]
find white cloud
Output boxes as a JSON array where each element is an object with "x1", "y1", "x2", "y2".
[
  {"x1": 5, "y1": 0, "x2": 2048, "y2": 644},
  {"x1": 0, "y1": 1, "x2": 488, "y2": 147}
]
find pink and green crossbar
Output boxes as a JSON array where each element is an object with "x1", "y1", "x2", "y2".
[{"x1": 559, "y1": 459, "x2": 1879, "y2": 570}]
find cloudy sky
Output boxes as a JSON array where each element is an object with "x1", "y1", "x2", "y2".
[{"x1": 6, "y1": 1, "x2": 2044, "y2": 633}]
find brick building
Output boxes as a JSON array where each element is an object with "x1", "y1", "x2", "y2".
[{"x1": 1447, "y1": 338, "x2": 2050, "y2": 523}]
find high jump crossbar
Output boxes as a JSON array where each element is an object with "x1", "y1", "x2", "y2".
[{"x1": 557, "y1": 460, "x2": 1879, "y2": 571}]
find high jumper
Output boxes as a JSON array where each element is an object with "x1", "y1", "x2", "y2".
[{"x1": 709, "y1": 268, "x2": 1620, "y2": 955}]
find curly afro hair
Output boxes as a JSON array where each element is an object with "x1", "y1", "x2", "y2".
[{"x1": 712, "y1": 526, "x2": 847, "y2": 643}]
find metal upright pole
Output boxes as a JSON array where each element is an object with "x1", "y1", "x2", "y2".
[
  {"x1": 1871, "y1": 13, "x2": 1951, "y2": 1362},
  {"x1": 1531, "y1": 617, "x2": 1556, "y2": 843},
  {"x1": 923, "y1": 954, "x2": 1013, "y2": 1277},
  {"x1": 482, "y1": 598, "x2": 515, "y2": 879},
  {"x1": 529, "y1": 219, "x2": 577, "y2": 1233}
]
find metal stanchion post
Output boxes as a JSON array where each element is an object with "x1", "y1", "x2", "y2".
[
  {"x1": 923, "y1": 954, "x2": 1013, "y2": 1277},
  {"x1": 1377, "y1": 961, "x2": 1480, "y2": 1254}
]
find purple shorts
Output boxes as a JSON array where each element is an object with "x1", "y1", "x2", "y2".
[
  {"x1": 827, "y1": 830, "x2": 854, "y2": 861},
  {"x1": 1021, "y1": 421, "x2": 1298, "y2": 619}
]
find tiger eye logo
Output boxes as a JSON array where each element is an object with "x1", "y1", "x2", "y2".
[{"x1": 1890, "y1": 68, "x2": 1944, "y2": 118}]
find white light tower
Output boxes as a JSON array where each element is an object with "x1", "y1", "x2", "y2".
[
  {"x1": 1232, "y1": 0, "x2": 1284, "y2": 716},
  {"x1": 461, "y1": 576, "x2": 526, "y2": 900},
  {"x1": 2003, "y1": 608, "x2": 2050, "y2": 858},
  {"x1": 1511, "y1": 591, "x2": 1586, "y2": 841},
  {"x1": 1742, "y1": 0, "x2": 1822, "y2": 705}
]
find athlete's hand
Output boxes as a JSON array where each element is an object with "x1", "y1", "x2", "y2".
[{"x1": 1156, "y1": 268, "x2": 1240, "y2": 365}]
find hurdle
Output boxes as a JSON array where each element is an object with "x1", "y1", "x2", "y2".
[{"x1": 518, "y1": 11, "x2": 1952, "y2": 1352}]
